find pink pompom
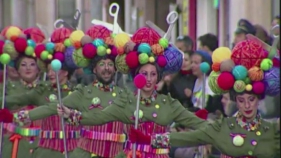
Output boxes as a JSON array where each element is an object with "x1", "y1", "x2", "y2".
[
  {"x1": 272, "y1": 57, "x2": 280, "y2": 67},
  {"x1": 157, "y1": 55, "x2": 167, "y2": 67},
  {"x1": 82, "y1": 43, "x2": 97, "y2": 59},
  {"x1": 252, "y1": 81, "x2": 265, "y2": 94},
  {"x1": 125, "y1": 51, "x2": 139, "y2": 69},
  {"x1": 111, "y1": 46, "x2": 118, "y2": 56},
  {"x1": 0, "y1": 40, "x2": 4, "y2": 54},
  {"x1": 54, "y1": 52, "x2": 65, "y2": 62},
  {"x1": 34, "y1": 44, "x2": 46, "y2": 58},
  {"x1": 14, "y1": 37, "x2": 28, "y2": 53},
  {"x1": 134, "y1": 74, "x2": 147, "y2": 89}
]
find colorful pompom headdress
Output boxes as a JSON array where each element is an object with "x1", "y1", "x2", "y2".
[
  {"x1": 208, "y1": 36, "x2": 280, "y2": 97},
  {"x1": 114, "y1": 26, "x2": 183, "y2": 76}
]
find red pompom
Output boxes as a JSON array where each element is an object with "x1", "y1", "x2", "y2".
[
  {"x1": 51, "y1": 28, "x2": 72, "y2": 43},
  {"x1": 132, "y1": 27, "x2": 161, "y2": 46},
  {"x1": 14, "y1": 37, "x2": 28, "y2": 53},
  {"x1": 23, "y1": 27, "x2": 45, "y2": 43},
  {"x1": 86, "y1": 25, "x2": 111, "y2": 41},
  {"x1": 231, "y1": 39, "x2": 267, "y2": 69},
  {"x1": 217, "y1": 72, "x2": 235, "y2": 90},
  {"x1": 195, "y1": 109, "x2": 208, "y2": 120},
  {"x1": 34, "y1": 44, "x2": 46, "y2": 58},
  {"x1": 53, "y1": 52, "x2": 65, "y2": 62},
  {"x1": 0, "y1": 108, "x2": 14, "y2": 123},
  {"x1": 252, "y1": 81, "x2": 265, "y2": 94},
  {"x1": 125, "y1": 51, "x2": 139, "y2": 69},
  {"x1": 212, "y1": 62, "x2": 220, "y2": 72},
  {"x1": 134, "y1": 74, "x2": 147, "y2": 89},
  {"x1": 157, "y1": 55, "x2": 167, "y2": 67},
  {"x1": 82, "y1": 43, "x2": 97, "y2": 59},
  {"x1": 0, "y1": 40, "x2": 5, "y2": 54}
]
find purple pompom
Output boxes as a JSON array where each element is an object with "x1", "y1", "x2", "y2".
[
  {"x1": 163, "y1": 47, "x2": 183, "y2": 74},
  {"x1": 263, "y1": 67, "x2": 280, "y2": 96}
]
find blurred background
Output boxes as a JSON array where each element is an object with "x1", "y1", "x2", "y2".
[{"x1": 0, "y1": 0, "x2": 280, "y2": 49}]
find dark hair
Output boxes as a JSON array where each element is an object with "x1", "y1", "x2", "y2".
[
  {"x1": 183, "y1": 50, "x2": 194, "y2": 57},
  {"x1": 193, "y1": 50, "x2": 212, "y2": 75},
  {"x1": 176, "y1": 35, "x2": 194, "y2": 50},
  {"x1": 229, "y1": 89, "x2": 265, "y2": 101},
  {"x1": 198, "y1": 33, "x2": 218, "y2": 52}
]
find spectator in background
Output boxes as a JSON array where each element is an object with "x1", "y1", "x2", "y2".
[
  {"x1": 272, "y1": 15, "x2": 280, "y2": 27},
  {"x1": 254, "y1": 24, "x2": 272, "y2": 45},
  {"x1": 175, "y1": 35, "x2": 194, "y2": 52},
  {"x1": 233, "y1": 19, "x2": 256, "y2": 46},
  {"x1": 198, "y1": 33, "x2": 218, "y2": 55}
]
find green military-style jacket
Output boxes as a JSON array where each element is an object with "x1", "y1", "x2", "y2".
[
  {"x1": 169, "y1": 117, "x2": 280, "y2": 157},
  {"x1": 62, "y1": 87, "x2": 208, "y2": 129}
]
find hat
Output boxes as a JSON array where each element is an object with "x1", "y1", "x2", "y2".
[
  {"x1": 208, "y1": 39, "x2": 280, "y2": 97},
  {"x1": 23, "y1": 27, "x2": 46, "y2": 44},
  {"x1": 235, "y1": 19, "x2": 256, "y2": 35},
  {"x1": 114, "y1": 27, "x2": 183, "y2": 75}
]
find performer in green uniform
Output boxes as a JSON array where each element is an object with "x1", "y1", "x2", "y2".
[
  {"x1": 129, "y1": 38, "x2": 280, "y2": 158},
  {"x1": 57, "y1": 27, "x2": 209, "y2": 158},
  {"x1": 0, "y1": 27, "x2": 82, "y2": 158},
  {"x1": 0, "y1": 26, "x2": 45, "y2": 158}
]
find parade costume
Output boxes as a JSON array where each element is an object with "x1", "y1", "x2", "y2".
[
  {"x1": 0, "y1": 27, "x2": 83, "y2": 158},
  {"x1": 63, "y1": 25, "x2": 126, "y2": 158},
  {"x1": 61, "y1": 27, "x2": 209, "y2": 158},
  {"x1": 0, "y1": 26, "x2": 45, "y2": 158},
  {"x1": 129, "y1": 38, "x2": 281, "y2": 157}
]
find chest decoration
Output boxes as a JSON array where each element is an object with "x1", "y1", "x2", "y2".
[
  {"x1": 230, "y1": 133, "x2": 246, "y2": 147},
  {"x1": 48, "y1": 94, "x2": 57, "y2": 102},
  {"x1": 136, "y1": 90, "x2": 157, "y2": 106},
  {"x1": 89, "y1": 97, "x2": 102, "y2": 110},
  {"x1": 236, "y1": 112, "x2": 261, "y2": 131},
  {"x1": 130, "y1": 110, "x2": 144, "y2": 122}
]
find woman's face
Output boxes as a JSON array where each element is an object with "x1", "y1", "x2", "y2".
[
  {"x1": 47, "y1": 64, "x2": 67, "y2": 85},
  {"x1": 236, "y1": 93, "x2": 259, "y2": 120},
  {"x1": 181, "y1": 53, "x2": 191, "y2": 71},
  {"x1": 18, "y1": 57, "x2": 39, "y2": 82},
  {"x1": 138, "y1": 64, "x2": 158, "y2": 93},
  {"x1": 190, "y1": 54, "x2": 203, "y2": 76}
]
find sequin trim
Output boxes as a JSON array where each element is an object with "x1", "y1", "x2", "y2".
[
  {"x1": 13, "y1": 110, "x2": 30, "y2": 126},
  {"x1": 151, "y1": 133, "x2": 170, "y2": 148},
  {"x1": 67, "y1": 109, "x2": 82, "y2": 126},
  {"x1": 3, "y1": 123, "x2": 40, "y2": 137},
  {"x1": 92, "y1": 80, "x2": 115, "y2": 92},
  {"x1": 40, "y1": 130, "x2": 80, "y2": 139},
  {"x1": 236, "y1": 112, "x2": 261, "y2": 131},
  {"x1": 80, "y1": 128, "x2": 126, "y2": 142}
]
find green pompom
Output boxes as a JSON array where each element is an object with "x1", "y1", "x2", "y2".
[
  {"x1": 233, "y1": 80, "x2": 246, "y2": 93},
  {"x1": 97, "y1": 46, "x2": 107, "y2": 56},
  {"x1": 40, "y1": 51, "x2": 49, "y2": 60},
  {"x1": 244, "y1": 77, "x2": 251, "y2": 84},
  {"x1": 0, "y1": 53, "x2": 11, "y2": 65},
  {"x1": 208, "y1": 71, "x2": 226, "y2": 94},
  {"x1": 25, "y1": 46, "x2": 34, "y2": 56},
  {"x1": 159, "y1": 38, "x2": 169, "y2": 48},
  {"x1": 260, "y1": 58, "x2": 273, "y2": 71},
  {"x1": 64, "y1": 39, "x2": 72, "y2": 47},
  {"x1": 138, "y1": 53, "x2": 149, "y2": 64}
]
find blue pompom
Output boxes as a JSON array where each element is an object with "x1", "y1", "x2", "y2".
[
  {"x1": 232, "y1": 65, "x2": 248, "y2": 80},
  {"x1": 92, "y1": 39, "x2": 104, "y2": 47},
  {"x1": 45, "y1": 42, "x2": 55, "y2": 53},
  {"x1": 51, "y1": 59, "x2": 62, "y2": 72},
  {"x1": 200, "y1": 62, "x2": 210, "y2": 73},
  {"x1": 27, "y1": 39, "x2": 36, "y2": 48},
  {"x1": 138, "y1": 43, "x2": 151, "y2": 54}
]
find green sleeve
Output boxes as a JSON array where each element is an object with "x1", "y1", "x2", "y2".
[
  {"x1": 169, "y1": 118, "x2": 221, "y2": 147},
  {"x1": 172, "y1": 99, "x2": 209, "y2": 129},
  {"x1": 28, "y1": 102, "x2": 58, "y2": 121},
  {"x1": 62, "y1": 84, "x2": 84, "y2": 110},
  {"x1": 80, "y1": 88, "x2": 132, "y2": 125}
]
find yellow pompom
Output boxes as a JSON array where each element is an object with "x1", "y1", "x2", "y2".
[
  {"x1": 106, "y1": 49, "x2": 111, "y2": 54},
  {"x1": 212, "y1": 47, "x2": 231, "y2": 63},
  {"x1": 114, "y1": 33, "x2": 130, "y2": 48},
  {"x1": 69, "y1": 30, "x2": 85, "y2": 45},
  {"x1": 32, "y1": 53, "x2": 36, "y2": 57},
  {"x1": 149, "y1": 56, "x2": 155, "y2": 63},
  {"x1": 245, "y1": 84, "x2": 252, "y2": 91},
  {"x1": 6, "y1": 26, "x2": 22, "y2": 41},
  {"x1": 47, "y1": 54, "x2": 53, "y2": 60}
]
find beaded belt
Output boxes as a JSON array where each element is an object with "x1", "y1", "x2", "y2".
[
  {"x1": 220, "y1": 154, "x2": 256, "y2": 158},
  {"x1": 80, "y1": 128, "x2": 126, "y2": 143},
  {"x1": 40, "y1": 130, "x2": 80, "y2": 139},
  {"x1": 125, "y1": 142, "x2": 169, "y2": 154},
  {"x1": 3, "y1": 123, "x2": 40, "y2": 137}
]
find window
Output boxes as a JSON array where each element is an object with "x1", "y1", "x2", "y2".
[{"x1": 57, "y1": 0, "x2": 76, "y2": 28}]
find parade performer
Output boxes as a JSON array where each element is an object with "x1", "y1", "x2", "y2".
[
  {"x1": 57, "y1": 27, "x2": 209, "y2": 158},
  {"x1": 0, "y1": 27, "x2": 83, "y2": 158},
  {"x1": 0, "y1": 26, "x2": 46, "y2": 158},
  {"x1": 129, "y1": 38, "x2": 281, "y2": 158}
]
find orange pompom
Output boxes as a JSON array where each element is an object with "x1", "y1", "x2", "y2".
[
  {"x1": 248, "y1": 66, "x2": 264, "y2": 81},
  {"x1": 73, "y1": 41, "x2": 81, "y2": 49},
  {"x1": 151, "y1": 44, "x2": 164, "y2": 55},
  {"x1": 212, "y1": 62, "x2": 220, "y2": 72},
  {"x1": 55, "y1": 43, "x2": 65, "y2": 52},
  {"x1": 117, "y1": 47, "x2": 125, "y2": 55},
  {"x1": 105, "y1": 37, "x2": 114, "y2": 45}
]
